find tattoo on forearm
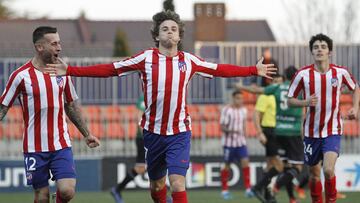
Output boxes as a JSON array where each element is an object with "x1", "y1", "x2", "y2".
[
  {"x1": 65, "y1": 102, "x2": 89, "y2": 138},
  {"x1": 0, "y1": 105, "x2": 9, "y2": 121}
]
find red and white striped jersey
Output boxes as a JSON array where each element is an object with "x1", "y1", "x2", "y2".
[
  {"x1": 220, "y1": 105, "x2": 247, "y2": 147},
  {"x1": 114, "y1": 48, "x2": 218, "y2": 135},
  {"x1": 0, "y1": 61, "x2": 78, "y2": 153},
  {"x1": 67, "y1": 48, "x2": 257, "y2": 135},
  {"x1": 288, "y1": 64, "x2": 357, "y2": 138}
]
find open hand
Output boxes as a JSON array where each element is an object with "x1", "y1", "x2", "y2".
[
  {"x1": 256, "y1": 57, "x2": 277, "y2": 79},
  {"x1": 44, "y1": 57, "x2": 68, "y2": 76}
]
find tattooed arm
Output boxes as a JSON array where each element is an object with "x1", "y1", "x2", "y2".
[
  {"x1": 65, "y1": 101, "x2": 100, "y2": 148},
  {"x1": 0, "y1": 104, "x2": 9, "y2": 121}
]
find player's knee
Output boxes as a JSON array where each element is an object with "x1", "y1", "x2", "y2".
[
  {"x1": 170, "y1": 178, "x2": 185, "y2": 192},
  {"x1": 36, "y1": 195, "x2": 49, "y2": 203},
  {"x1": 150, "y1": 178, "x2": 166, "y2": 192},
  {"x1": 58, "y1": 187, "x2": 75, "y2": 201},
  {"x1": 323, "y1": 167, "x2": 335, "y2": 179}
]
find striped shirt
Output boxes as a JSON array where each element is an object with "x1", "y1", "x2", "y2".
[
  {"x1": 288, "y1": 64, "x2": 357, "y2": 138},
  {"x1": 67, "y1": 48, "x2": 258, "y2": 135},
  {"x1": 220, "y1": 105, "x2": 247, "y2": 147},
  {"x1": 0, "y1": 61, "x2": 78, "y2": 153}
]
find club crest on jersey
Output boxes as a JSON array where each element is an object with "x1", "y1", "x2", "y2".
[
  {"x1": 178, "y1": 61, "x2": 187, "y2": 72},
  {"x1": 56, "y1": 76, "x2": 64, "y2": 87},
  {"x1": 331, "y1": 78, "x2": 338, "y2": 87}
]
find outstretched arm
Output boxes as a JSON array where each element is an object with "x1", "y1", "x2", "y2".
[
  {"x1": 0, "y1": 104, "x2": 9, "y2": 121},
  {"x1": 199, "y1": 57, "x2": 276, "y2": 78},
  {"x1": 236, "y1": 83, "x2": 264, "y2": 94},
  {"x1": 65, "y1": 101, "x2": 100, "y2": 148},
  {"x1": 45, "y1": 58, "x2": 117, "y2": 77}
]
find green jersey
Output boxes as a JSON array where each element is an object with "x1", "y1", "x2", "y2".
[{"x1": 264, "y1": 81, "x2": 303, "y2": 136}]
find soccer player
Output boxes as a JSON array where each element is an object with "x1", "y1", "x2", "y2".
[
  {"x1": 248, "y1": 76, "x2": 279, "y2": 203},
  {"x1": 288, "y1": 33, "x2": 360, "y2": 203},
  {"x1": 219, "y1": 90, "x2": 254, "y2": 200},
  {"x1": 238, "y1": 66, "x2": 305, "y2": 203},
  {"x1": 0, "y1": 26, "x2": 100, "y2": 203},
  {"x1": 45, "y1": 10, "x2": 276, "y2": 203}
]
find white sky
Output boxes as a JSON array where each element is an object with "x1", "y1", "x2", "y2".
[
  {"x1": 8, "y1": 0, "x2": 285, "y2": 21},
  {"x1": 8, "y1": 0, "x2": 287, "y2": 39},
  {"x1": 6, "y1": 0, "x2": 357, "y2": 42}
]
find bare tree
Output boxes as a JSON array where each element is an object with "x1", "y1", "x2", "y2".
[
  {"x1": 0, "y1": 0, "x2": 12, "y2": 19},
  {"x1": 279, "y1": 0, "x2": 359, "y2": 43}
]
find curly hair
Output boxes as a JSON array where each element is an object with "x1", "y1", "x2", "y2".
[
  {"x1": 151, "y1": 10, "x2": 185, "y2": 50},
  {"x1": 309, "y1": 33, "x2": 333, "y2": 52}
]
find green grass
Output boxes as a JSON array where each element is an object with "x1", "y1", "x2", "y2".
[{"x1": 1, "y1": 189, "x2": 359, "y2": 203}]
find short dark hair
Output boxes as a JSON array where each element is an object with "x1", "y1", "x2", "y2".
[
  {"x1": 284, "y1": 65, "x2": 298, "y2": 81},
  {"x1": 151, "y1": 10, "x2": 185, "y2": 50},
  {"x1": 309, "y1": 33, "x2": 333, "y2": 52},
  {"x1": 232, "y1": 89, "x2": 242, "y2": 97},
  {"x1": 33, "y1": 26, "x2": 57, "y2": 44}
]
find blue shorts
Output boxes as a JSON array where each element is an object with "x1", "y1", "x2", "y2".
[
  {"x1": 23, "y1": 147, "x2": 76, "y2": 189},
  {"x1": 303, "y1": 135, "x2": 341, "y2": 166},
  {"x1": 223, "y1": 146, "x2": 248, "y2": 163},
  {"x1": 143, "y1": 130, "x2": 191, "y2": 180}
]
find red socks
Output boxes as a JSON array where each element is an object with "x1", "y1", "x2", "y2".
[
  {"x1": 242, "y1": 166, "x2": 251, "y2": 189},
  {"x1": 309, "y1": 179, "x2": 323, "y2": 203},
  {"x1": 151, "y1": 186, "x2": 167, "y2": 203},
  {"x1": 220, "y1": 168, "x2": 229, "y2": 191},
  {"x1": 325, "y1": 176, "x2": 337, "y2": 203},
  {"x1": 172, "y1": 191, "x2": 188, "y2": 203}
]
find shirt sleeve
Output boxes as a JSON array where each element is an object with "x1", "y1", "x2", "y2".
[
  {"x1": 63, "y1": 76, "x2": 79, "y2": 103},
  {"x1": 288, "y1": 71, "x2": 304, "y2": 98},
  {"x1": 189, "y1": 54, "x2": 257, "y2": 78},
  {"x1": 264, "y1": 84, "x2": 279, "y2": 95},
  {"x1": 255, "y1": 95, "x2": 268, "y2": 113},
  {"x1": 67, "y1": 51, "x2": 147, "y2": 78},
  {"x1": 220, "y1": 107, "x2": 230, "y2": 125},
  {"x1": 113, "y1": 51, "x2": 147, "y2": 77},
  {"x1": 0, "y1": 71, "x2": 23, "y2": 107},
  {"x1": 342, "y1": 69, "x2": 357, "y2": 91}
]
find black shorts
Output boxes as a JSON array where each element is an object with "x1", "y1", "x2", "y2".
[
  {"x1": 277, "y1": 136, "x2": 304, "y2": 164},
  {"x1": 262, "y1": 127, "x2": 279, "y2": 157},
  {"x1": 135, "y1": 136, "x2": 145, "y2": 164}
]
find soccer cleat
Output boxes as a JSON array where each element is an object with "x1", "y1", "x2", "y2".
[
  {"x1": 245, "y1": 188, "x2": 254, "y2": 198},
  {"x1": 110, "y1": 187, "x2": 124, "y2": 203},
  {"x1": 265, "y1": 187, "x2": 277, "y2": 203},
  {"x1": 251, "y1": 187, "x2": 267, "y2": 203},
  {"x1": 336, "y1": 192, "x2": 347, "y2": 199},
  {"x1": 272, "y1": 185, "x2": 280, "y2": 195},
  {"x1": 289, "y1": 198, "x2": 299, "y2": 203},
  {"x1": 295, "y1": 186, "x2": 306, "y2": 199},
  {"x1": 221, "y1": 190, "x2": 233, "y2": 200}
]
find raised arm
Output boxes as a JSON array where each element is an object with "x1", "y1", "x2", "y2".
[
  {"x1": 65, "y1": 101, "x2": 100, "y2": 148},
  {"x1": 0, "y1": 104, "x2": 9, "y2": 121}
]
